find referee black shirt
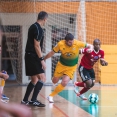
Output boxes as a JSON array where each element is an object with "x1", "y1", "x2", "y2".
[{"x1": 25, "y1": 22, "x2": 44, "y2": 55}]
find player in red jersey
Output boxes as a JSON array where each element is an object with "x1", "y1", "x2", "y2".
[{"x1": 74, "y1": 39, "x2": 108, "y2": 100}]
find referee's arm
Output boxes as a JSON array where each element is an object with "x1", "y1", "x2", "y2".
[
  {"x1": 34, "y1": 39, "x2": 42, "y2": 58},
  {"x1": 34, "y1": 39, "x2": 46, "y2": 70}
]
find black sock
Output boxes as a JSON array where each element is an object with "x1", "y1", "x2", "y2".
[
  {"x1": 23, "y1": 82, "x2": 35, "y2": 101},
  {"x1": 31, "y1": 80, "x2": 43, "y2": 101}
]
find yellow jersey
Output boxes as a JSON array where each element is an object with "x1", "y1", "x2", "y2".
[{"x1": 53, "y1": 39, "x2": 86, "y2": 66}]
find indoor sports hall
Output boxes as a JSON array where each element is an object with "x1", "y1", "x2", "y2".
[{"x1": 0, "y1": 0, "x2": 117, "y2": 117}]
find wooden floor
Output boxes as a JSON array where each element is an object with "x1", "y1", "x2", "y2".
[{"x1": 3, "y1": 84, "x2": 117, "y2": 117}]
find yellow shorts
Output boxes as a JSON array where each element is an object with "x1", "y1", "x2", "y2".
[{"x1": 53, "y1": 62, "x2": 77, "y2": 79}]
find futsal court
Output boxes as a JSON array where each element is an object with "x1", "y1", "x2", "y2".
[{"x1": 4, "y1": 84, "x2": 117, "y2": 117}]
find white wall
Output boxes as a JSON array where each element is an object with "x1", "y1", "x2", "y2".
[{"x1": 0, "y1": 13, "x2": 37, "y2": 84}]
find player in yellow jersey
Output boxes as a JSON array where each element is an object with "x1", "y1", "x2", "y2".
[
  {"x1": 44, "y1": 33, "x2": 93, "y2": 103},
  {"x1": 0, "y1": 46, "x2": 9, "y2": 102}
]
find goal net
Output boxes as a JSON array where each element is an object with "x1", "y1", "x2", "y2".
[{"x1": 0, "y1": 0, "x2": 117, "y2": 84}]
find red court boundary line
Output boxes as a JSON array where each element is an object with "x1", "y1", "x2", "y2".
[{"x1": 40, "y1": 94, "x2": 69, "y2": 117}]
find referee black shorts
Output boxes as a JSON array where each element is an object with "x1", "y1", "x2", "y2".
[
  {"x1": 25, "y1": 52, "x2": 44, "y2": 76},
  {"x1": 78, "y1": 65, "x2": 95, "y2": 82}
]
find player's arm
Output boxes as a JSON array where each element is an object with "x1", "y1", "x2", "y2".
[
  {"x1": 79, "y1": 48, "x2": 85, "y2": 54},
  {"x1": 78, "y1": 41, "x2": 93, "y2": 54},
  {"x1": 100, "y1": 59, "x2": 108, "y2": 66},
  {"x1": 44, "y1": 42, "x2": 60, "y2": 60},
  {"x1": 85, "y1": 43, "x2": 94, "y2": 53},
  {"x1": 44, "y1": 50, "x2": 55, "y2": 60},
  {"x1": 86, "y1": 43, "x2": 93, "y2": 48},
  {"x1": 99, "y1": 51, "x2": 108, "y2": 66},
  {"x1": 0, "y1": 71, "x2": 9, "y2": 80},
  {"x1": 79, "y1": 46, "x2": 93, "y2": 54}
]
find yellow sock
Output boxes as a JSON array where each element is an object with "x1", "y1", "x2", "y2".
[
  {"x1": 50, "y1": 84, "x2": 65, "y2": 97},
  {"x1": 0, "y1": 79, "x2": 5, "y2": 87},
  {"x1": 0, "y1": 79, "x2": 5, "y2": 94}
]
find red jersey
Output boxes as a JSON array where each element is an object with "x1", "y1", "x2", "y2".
[{"x1": 80, "y1": 48, "x2": 104, "y2": 69}]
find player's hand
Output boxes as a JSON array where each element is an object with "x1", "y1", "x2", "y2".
[
  {"x1": 2, "y1": 70, "x2": 7, "y2": 74},
  {"x1": 2, "y1": 74, "x2": 9, "y2": 80},
  {"x1": 100, "y1": 60, "x2": 108, "y2": 66},
  {"x1": 41, "y1": 60, "x2": 46, "y2": 70},
  {"x1": 103, "y1": 61, "x2": 108, "y2": 66},
  {"x1": 86, "y1": 48, "x2": 93, "y2": 53},
  {"x1": 0, "y1": 70, "x2": 9, "y2": 80}
]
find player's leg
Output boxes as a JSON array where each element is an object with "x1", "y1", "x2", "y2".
[
  {"x1": 74, "y1": 65, "x2": 92, "y2": 100},
  {"x1": 52, "y1": 77, "x2": 60, "y2": 84},
  {"x1": 47, "y1": 63, "x2": 75, "y2": 103},
  {"x1": 47, "y1": 62, "x2": 63, "y2": 102},
  {"x1": 51, "y1": 77, "x2": 59, "y2": 91},
  {"x1": 88, "y1": 69, "x2": 95, "y2": 88},
  {"x1": 75, "y1": 65, "x2": 87, "y2": 88},
  {"x1": 78, "y1": 68, "x2": 95, "y2": 96},
  {"x1": 0, "y1": 78, "x2": 5, "y2": 103},
  {"x1": 74, "y1": 65, "x2": 86, "y2": 99},
  {"x1": 47, "y1": 75, "x2": 70, "y2": 103},
  {"x1": 74, "y1": 81, "x2": 86, "y2": 95},
  {"x1": 47, "y1": 76, "x2": 62, "y2": 103},
  {"x1": 0, "y1": 78, "x2": 5, "y2": 95},
  {"x1": 83, "y1": 69, "x2": 95, "y2": 89},
  {"x1": 0, "y1": 79, "x2": 9, "y2": 103},
  {"x1": 0, "y1": 72, "x2": 9, "y2": 101},
  {"x1": 76, "y1": 77, "x2": 95, "y2": 100},
  {"x1": 78, "y1": 79, "x2": 92, "y2": 95},
  {"x1": 1, "y1": 81, "x2": 9, "y2": 101}
]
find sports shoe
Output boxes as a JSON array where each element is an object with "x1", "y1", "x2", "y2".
[
  {"x1": 74, "y1": 82, "x2": 79, "y2": 94},
  {"x1": 29, "y1": 100, "x2": 45, "y2": 107},
  {"x1": 77, "y1": 93, "x2": 87, "y2": 100},
  {"x1": 2, "y1": 94, "x2": 9, "y2": 100},
  {"x1": 21, "y1": 100, "x2": 29, "y2": 105},
  {"x1": 74, "y1": 82, "x2": 87, "y2": 100},
  {"x1": 47, "y1": 96, "x2": 54, "y2": 103},
  {"x1": 1, "y1": 99, "x2": 8, "y2": 103}
]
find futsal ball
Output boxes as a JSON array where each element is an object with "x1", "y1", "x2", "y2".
[{"x1": 88, "y1": 93, "x2": 99, "y2": 104}]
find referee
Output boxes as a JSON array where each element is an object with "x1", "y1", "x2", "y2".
[{"x1": 21, "y1": 11, "x2": 48, "y2": 107}]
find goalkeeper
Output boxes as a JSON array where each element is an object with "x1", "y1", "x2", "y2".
[{"x1": 44, "y1": 33, "x2": 93, "y2": 103}]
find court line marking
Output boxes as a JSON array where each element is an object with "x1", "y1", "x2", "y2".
[{"x1": 40, "y1": 94, "x2": 69, "y2": 117}]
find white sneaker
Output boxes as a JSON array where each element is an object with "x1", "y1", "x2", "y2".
[
  {"x1": 79, "y1": 95, "x2": 87, "y2": 100},
  {"x1": 1, "y1": 99, "x2": 8, "y2": 103},
  {"x1": 47, "y1": 96, "x2": 54, "y2": 103},
  {"x1": 74, "y1": 82, "x2": 79, "y2": 94}
]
